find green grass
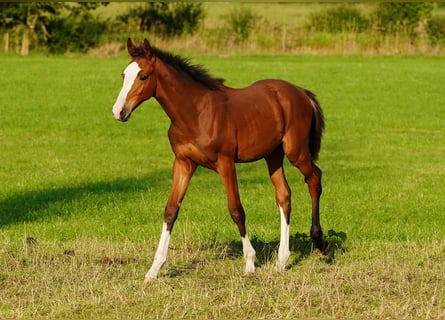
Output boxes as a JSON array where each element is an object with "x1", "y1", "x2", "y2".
[{"x1": 0, "y1": 54, "x2": 444, "y2": 319}]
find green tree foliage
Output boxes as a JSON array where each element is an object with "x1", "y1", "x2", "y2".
[
  {"x1": 426, "y1": 16, "x2": 445, "y2": 46},
  {"x1": 373, "y1": 2, "x2": 435, "y2": 35},
  {"x1": 46, "y1": 13, "x2": 106, "y2": 54},
  {"x1": 0, "y1": 2, "x2": 108, "y2": 54},
  {"x1": 0, "y1": 2, "x2": 61, "y2": 54},
  {"x1": 118, "y1": 2, "x2": 204, "y2": 38}
]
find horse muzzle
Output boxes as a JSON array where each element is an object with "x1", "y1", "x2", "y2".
[
  {"x1": 116, "y1": 110, "x2": 131, "y2": 122},
  {"x1": 112, "y1": 104, "x2": 132, "y2": 122}
]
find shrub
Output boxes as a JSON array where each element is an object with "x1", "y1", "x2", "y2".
[
  {"x1": 372, "y1": 2, "x2": 435, "y2": 36},
  {"x1": 426, "y1": 15, "x2": 445, "y2": 46},
  {"x1": 118, "y1": 2, "x2": 204, "y2": 38},
  {"x1": 307, "y1": 5, "x2": 369, "y2": 33},
  {"x1": 225, "y1": 7, "x2": 259, "y2": 43},
  {"x1": 46, "y1": 13, "x2": 106, "y2": 54}
]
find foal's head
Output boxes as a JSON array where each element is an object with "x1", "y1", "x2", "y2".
[{"x1": 112, "y1": 38, "x2": 157, "y2": 122}]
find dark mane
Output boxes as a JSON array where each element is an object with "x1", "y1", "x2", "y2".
[{"x1": 131, "y1": 45, "x2": 224, "y2": 91}]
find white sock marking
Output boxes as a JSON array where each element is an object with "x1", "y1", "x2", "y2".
[
  {"x1": 242, "y1": 234, "x2": 256, "y2": 274},
  {"x1": 112, "y1": 61, "x2": 141, "y2": 119},
  {"x1": 145, "y1": 223, "x2": 171, "y2": 280},
  {"x1": 277, "y1": 206, "x2": 290, "y2": 271}
]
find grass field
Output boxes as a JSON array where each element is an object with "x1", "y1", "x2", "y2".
[{"x1": 0, "y1": 53, "x2": 444, "y2": 319}]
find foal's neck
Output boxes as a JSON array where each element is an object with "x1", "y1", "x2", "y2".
[{"x1": 154, "y1": 59, "x2": 211, "y2": 128}]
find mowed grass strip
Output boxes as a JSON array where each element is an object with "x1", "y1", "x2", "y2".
[{"x1": 0, "y1": 54, "x2": 444, "y2": 319}]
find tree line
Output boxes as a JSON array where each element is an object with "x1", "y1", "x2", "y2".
[
  {"x1": 1, "y1": 2, "x2": 444, "y2": 55},
  {"x1": 0, "y1": 2, "x2": 203, "y2": 55}
]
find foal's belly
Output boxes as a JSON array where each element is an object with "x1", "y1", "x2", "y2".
[
  {"x1": 235, "y1": 126, "x2": 283, "y2": 162},
  {"x1": 227, "y1": 87, "x2": 285, "y2": 162}
]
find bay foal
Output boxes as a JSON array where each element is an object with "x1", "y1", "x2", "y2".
[{"x1": 112, "y1": 39, "x2": 328, "y2": 281}]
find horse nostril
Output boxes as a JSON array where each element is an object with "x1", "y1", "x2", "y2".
[{"x1": 120, "y1": 110, "x2": 130, "y2": 122}]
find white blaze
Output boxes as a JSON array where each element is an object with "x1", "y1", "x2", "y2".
[{"x1": 112, "y1": 61, "x2": 141, "y2": 120}]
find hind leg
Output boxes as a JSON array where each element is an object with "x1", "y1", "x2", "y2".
[
  {"x1": 284, "y1": 145, "x2": 328, "y2": 253},
  {"x1": 302, "y1": 161, "x2": 329, "y2": 253},
  {"x1": 266, "y1": 147, "x2": 291, "y2": 271}
]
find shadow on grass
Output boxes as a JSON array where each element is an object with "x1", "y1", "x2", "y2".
[
  {"x1": 212, "y1": 230, "x2": 347, "y2": 269},
  {"x1": 0, "y1": 173, "x2": 169, "y2": 227}
]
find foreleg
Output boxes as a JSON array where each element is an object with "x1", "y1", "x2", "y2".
[
  {"x1": 144, "y1": 157, "x2": 196, "y2": 281},
  {"x1": 218, "y1": 158, "x2": 256, "y2": 274}
]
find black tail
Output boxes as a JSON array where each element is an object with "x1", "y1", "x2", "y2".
[{"x1": 305, "y1": 90, "x2": 324, "y2": 161}]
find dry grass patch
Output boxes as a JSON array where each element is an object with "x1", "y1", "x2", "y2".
[{"x1": 1, "y1": 237, "x2": 443, "y2": 319}]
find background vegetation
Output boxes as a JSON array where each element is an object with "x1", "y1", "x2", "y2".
[{"x1": 1, "y1": 2, "x2": 445, "y2": 55}]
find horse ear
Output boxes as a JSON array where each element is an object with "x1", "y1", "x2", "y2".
[
  {"x1": 143, "y1": 39, "x2": 153, "y2": 57},
  {"x1": 127, "y1": 38, "x2": 136, "y2": 55}
]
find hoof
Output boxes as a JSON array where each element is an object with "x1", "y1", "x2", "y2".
[
  {"x1": 275, "y1": 264, "x2": 287, "y2": 272},
  {"x1": 320, "y1": 241, "x2": 331, "y2": 255},
  {"x1": 244, "y1": 264, "x2": 255, "y2": 274},
  {"x1": 313, "y1": 237, "x2": 330, "y2": 255},
  {"x1": 143, "y1": 276, "x2": 157, "y2": 283}
]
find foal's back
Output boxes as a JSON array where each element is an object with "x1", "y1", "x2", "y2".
[{"x1": 222, "y1": 79, "x2": 314, "y2": 163}]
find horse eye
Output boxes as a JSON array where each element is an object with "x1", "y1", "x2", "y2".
[{"x1": 140, "y1": 75, "x2": 148, "y2": 81}]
